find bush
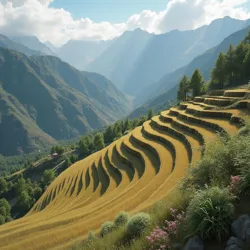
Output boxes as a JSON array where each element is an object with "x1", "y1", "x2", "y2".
[
  {"x1": 0, "y1": 206, "x2": 6, "y2": 217},
  {"x1": 0, "y1": 215, "x2": 5, "y2": 225},
  {"x1": 88, "y1": 231, "x2": 96, "y2": 241},
  {"x1": 181, "y1": 135, "x2": 250, "y2": 191},
  {"x1": 238, "y1": 124, "x2": 250, "y2": 136},
  {"x1": 114, "y1": 211, "x2": 129, "y2": 227},
  {"x1": 100, "y1": 221, "x2": 116, "y2": 237},
  {"x1": 127, "y1": 212, "x2": 151, "y2": 237},
  {"x1": 239, "y1": 168, "x2": 250, "y2": 196},
  {"x1": 186, "y1": 186, "x2": 234, "y2": 242}
]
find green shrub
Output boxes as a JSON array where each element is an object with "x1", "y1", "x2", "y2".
[
  {"x1": 100, "y1": 221, "x2": 116, "y2": 237},
  {"x1": 114, "y1": 211, "x2": 129, "y2": 227},
  {"x1": 126, "y1": 212, "x2": 151, "y2": 237},
  {"x1": 239, "y1": 168, "x2": 250, "y2": 196},
  {"x1": 0, "y1": 206, "x2": 6, "y2": 217},
  {"x1": 88, "y1": 231, "x2": 96, "y2": 241},
  {"x1": 181, "y1": 135, "x2": 250, "y2": 191},
  {"x1": 0, "y1": 215, "x2": 5, "y2": 225},
  {"x1": 186, "y1": 186, "x2": 234, "y2": 242},
  {"x1": 238, "y1": 124, "x2": 250, "y2": 136}
]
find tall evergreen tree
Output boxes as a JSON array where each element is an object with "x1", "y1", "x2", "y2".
[
  {"x1": 225, "y1": 44, "x2": 236, "y2": 86},
  {"x1": 234, "y1": 43, "x2": 250, "y2": 83},
  {"x1": 211, "y1": 53, "x2": 227, "y2": 89},
  {"x1": 147, "y1": 109, "x2": 154, "y2": 120},
  {"x1": 244, "y1": 50, "x2": 250, "y2": 81},
  {"x1": 190, "y1": 69, "x2": 204, "y2": 98},
  {"x1": 177, "y1": 75, "x2": 190, "y2": 101}
]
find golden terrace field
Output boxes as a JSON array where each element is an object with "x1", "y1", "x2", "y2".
[{"x1": 0, "y1": 88, "x2": 249, "y2": 250}]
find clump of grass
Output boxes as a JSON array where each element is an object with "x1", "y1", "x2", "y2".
[
  {"x1": 88, "y1": 231, "x2": 96, "y2": 241},
  {"x1": 100, "y1": 221, "x2": 116, "y2": 237},
  {"x1": 186, "y1": 186, "x2": 234, "y2": 242},
  {"x1": 114, "y1": 211, "x2": 129, "y2": 227},
  {"x1": 126, "y1": 212, "x2": 151, "y2": 237},
  {"x1": 238, "y1": 123, "x2": 250, "y2": 136}
]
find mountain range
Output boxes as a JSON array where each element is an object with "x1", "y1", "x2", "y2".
[
  {"x1": 1, "y1": 16, "x2": 250, "y2": 156},
  {"x1": 87, "y1": 17, "x2": 250, "y2": 98},
  {"x1": 129, "y1": 25, "x2": 250, "y2": 118},
  {"x1": 0, "y1": 48, "x2": 130, "y2": 156}
]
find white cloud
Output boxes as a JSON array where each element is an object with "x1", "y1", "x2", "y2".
[{"x1": 0, "y1": 0, "x2": 249, "y2": 45}]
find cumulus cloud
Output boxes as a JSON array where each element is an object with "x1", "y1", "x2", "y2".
[{"x1": 0, "y1": 0, "x2": 249, "y2": 45}]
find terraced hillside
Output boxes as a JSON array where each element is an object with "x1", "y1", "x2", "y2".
[{"x1": 0, "y1": 88, "x2": 249, "y2": 250}]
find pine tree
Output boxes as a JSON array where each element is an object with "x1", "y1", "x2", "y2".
[
  {"x1": 244, "y1": 50, "x2": 250, "y2": 81},
  {"x1": 234, "y1": 43, "x2": 250, "y2": 83},
  {"x1": 211, "y1": 53, "x2": 227, "y2": 89},
  {"x1": 190, "y1": 69, "x2": 204, "y2": 98},
  {"x1": 177, "y1": 75, "x2": 190, "y2": 101},
  {"x1": 147, "y1": 109, "x2": 154, "y2": 120},
  {"x1": 225, "y1": 44, "x2": 235, "y2": 86}
]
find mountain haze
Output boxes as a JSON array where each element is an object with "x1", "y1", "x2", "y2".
[
  {"x1": 130, "y1": 25, "x2": 250, "y2": 118},
  {"x1": 10, "y1": 36, "x2": 55, "y2": 56},
  {"x1": 58, "y1": 40, "x2": 112, "y2": 71},
  {"x1": 0, "y1": 34, "x2": 43, "y2": 56},
  {"x1": 87, "y1": 29, "x2": 153, "y2": 90},
  {"x1": 87, "y1": 17, "x2": 250, "y2": 97}
]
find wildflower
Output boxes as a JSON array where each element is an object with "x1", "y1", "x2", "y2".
[
  {"x1": 146, "y1": 227, "x2": 169, "y2": 250},
  {"x1": 228, "y1": 175, "x2": 242, "y2": 194}
]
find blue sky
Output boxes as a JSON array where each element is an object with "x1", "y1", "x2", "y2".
[{"x1": 51, "y1": 0, "x2": 169, "y2": 22}]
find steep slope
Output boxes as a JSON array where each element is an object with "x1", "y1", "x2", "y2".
[
  {"x1": 88, "y1": 17, "x2": 249, "y2": 96},
  {"x1": 0, "y1": 48, "x2": 130, "y2": 156},
  {"x1": 0, "y1": 88, "x2": 248, "y2": 250},
  {"x1": 0, "y1": 34, "x2": 42, "y2": 56},
  {"x1": 58, "y1": 40, "x2": 112, "y2": 71},
  {"x1": 10, "y1": 36, "x2": 55, "y2": 56},
  {"x1": 0, "y1": 86, "x2": 56, "y2": 155},
  {"x1": 124, "y1": 17, "x2": 249, "y2": 96},
  {"x1": 131, "y1": 25, "x2": 250, "y2": 117},
  {"x1": 44, "y1": 41, "x2": 59, "y2": 53},
  {"x1": 87, "y1": 29, "x2": 153, "y2": 90}
]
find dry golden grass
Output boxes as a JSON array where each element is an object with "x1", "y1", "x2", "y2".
[{"x1": 0, "y1": 89, "x2": 249, "y2": 250}]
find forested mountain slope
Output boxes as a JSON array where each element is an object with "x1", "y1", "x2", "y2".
[
  {"x1": 0, "y1": 48, "x2": 130, "y2": 156},
  {"x1": 130, "y1": 26, "x2": 250, "y2": 118}
]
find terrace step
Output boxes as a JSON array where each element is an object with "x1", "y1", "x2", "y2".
[
  {"x1": 224, "y1": 89, "x2": 250, "y2": 97},
  {"x1": 151, "y1": 116, "x2": 201, "y2": 164}
]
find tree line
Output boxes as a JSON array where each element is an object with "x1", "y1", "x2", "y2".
[
  {"x1": 0, "y1": 168, "x2": 56, "y2": 224},
  {"x1": 78, "y1": 110, "x2": 154, "y2": 158},
  {"x1": 177, "y1": 31, "x2": 250, "y2": 101}
]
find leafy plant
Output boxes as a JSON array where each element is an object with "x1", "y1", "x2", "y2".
[
  {"x1": 238, "y1": 123, "x2": 250, "y2": 136},
  {"x1": 239, "y1": 168, "x2": 250, "y2": 196},
  {"x1": 100, "y1": 221, "x2": 116, "y2": 237},
  {"x1": 114, "y1": 211, "x2": 129, "y2": 227},
  {"x1": 88, "y1": 231, "x2": 96, "y2": 241},
  {"x1": 127, "y1": 212, "x2": 151, "y2": 237},
  {"x1": 181, "y1": 135, "x2": 250, "y2": 191},
  {"x1": 186, "y1": 186, "x2": 234, "y2": 242}
]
